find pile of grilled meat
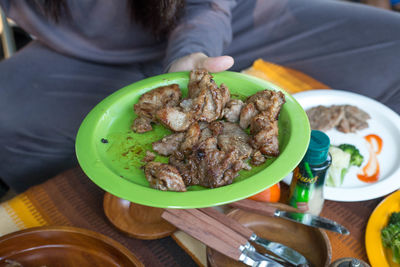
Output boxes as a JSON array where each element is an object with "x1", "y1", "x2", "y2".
[{"x1": 132, "y1": 69, "x2": 286, "y2": 192}]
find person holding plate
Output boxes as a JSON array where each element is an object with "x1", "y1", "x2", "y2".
[{"x1": 0, "y1": 0, "x2": 399, "y2": 194}]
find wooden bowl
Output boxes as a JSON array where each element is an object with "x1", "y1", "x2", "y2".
[
  {"x1": 207, "y1": 209, "x2": 332, "y2": 267},
  {"x1": 0, "y1": 226, "x2": 143, "y2": 267},
  {"x1": 103, "y1": 192, "x2": 176, "y2": 240}
]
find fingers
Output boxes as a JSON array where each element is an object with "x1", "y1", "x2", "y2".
[
  {"x1": 168, "y1": 53, "x2": 234, "y2": 73},
  {"x1": 201, "y1": 56, "x2": 234, "y2": 73}
]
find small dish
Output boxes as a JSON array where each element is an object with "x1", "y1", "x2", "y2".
[
  {"x1": 103, "y1": 192, "x2": 176, "y2": 240},
  {"x1": 365, "y1": 190, "x2": 400, "y2": 267},
  {"x1": 206, "y1": 209, "x2": 331, "y2": 267},
  {"x1": 0, "y1": 226, "x2": 143, "y2": 267}
]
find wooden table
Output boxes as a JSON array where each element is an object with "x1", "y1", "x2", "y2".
[{"x1": 0, "y1": 167, "x2": 382, "y2": 266}]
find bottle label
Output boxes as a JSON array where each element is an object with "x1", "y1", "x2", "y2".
[{"x1": 289, "y1": 161, "x2": 321, "y2": 213}]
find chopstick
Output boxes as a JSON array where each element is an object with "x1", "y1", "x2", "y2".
[
  {"x1": 199, "y1": 207, "x2": 253, "y2": 239},
  {"x1": 198, "y1": 207, "x2": 309, "y2": 266},
  {"x1": 162, "y1": 209, "x2": 284, "y2": 267},
  {"x1": 228, "y1": 198, "x2": 299, "y2": 216},
  {"x1": 162, "y1": 208, "x2": 245, "y2": 261}
]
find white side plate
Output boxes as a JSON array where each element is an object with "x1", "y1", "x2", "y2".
[{"x1": 283, "y1": 89, "x2": 400, "y2": 202}]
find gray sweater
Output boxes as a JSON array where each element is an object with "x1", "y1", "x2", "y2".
[{"x1": 0, "y1": 0, "x2": 237, "y2": 70}]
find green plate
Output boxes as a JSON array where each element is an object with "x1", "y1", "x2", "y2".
[{"x1": 76, "y1": 71, "x2": 310, "y2": 208}]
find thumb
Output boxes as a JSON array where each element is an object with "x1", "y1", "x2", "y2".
[{"x1": 199, "y1": 56, "x2": 234, "y2": 73}]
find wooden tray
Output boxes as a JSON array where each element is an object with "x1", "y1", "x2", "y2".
[
  {"x1": 0, "y1": 226, "x2": 143, "y2": 267},
  {"x1": 207, "y1": 209, "x2": 332, "y2": 267}
]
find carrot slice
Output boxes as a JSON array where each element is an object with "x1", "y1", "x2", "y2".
[{"x1": 357, "y1": 134, "x2": 383, "y2": 183}]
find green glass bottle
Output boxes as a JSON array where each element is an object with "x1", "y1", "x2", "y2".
[{"x1": 289, "y1": 130, "x2": 332, "y2": 215}]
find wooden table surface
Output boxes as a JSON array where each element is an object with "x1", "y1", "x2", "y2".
[{"x1": 0, "y1": 167, "x2": 383, "y2": 266}]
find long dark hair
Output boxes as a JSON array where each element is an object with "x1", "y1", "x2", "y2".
[{"x1": 34, "y1": 0, "x2": 185, "y2": 38}]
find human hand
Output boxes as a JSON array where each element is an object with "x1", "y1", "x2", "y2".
[{"x1": 168, "y1": 52, "x2": 234, "y2": 73}]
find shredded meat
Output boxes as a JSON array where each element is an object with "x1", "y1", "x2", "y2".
[
  {"x1": 307, "y1": 104, "x2": 370, "y2": 133},
  {"x1": 132, "y1": 84, "x2": 181, "y2": 133},
  {"x1": 144, "y1": 162, "x2": 186, "y2": 192}
]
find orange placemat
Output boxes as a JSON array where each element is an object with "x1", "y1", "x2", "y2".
[{"x1": 242, "y1": 59, "x2": 330, "y2": 94}]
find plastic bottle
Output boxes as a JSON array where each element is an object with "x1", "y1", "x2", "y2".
[{"x1": 289, "y1": 130, "x2": 331, "y2": 215}]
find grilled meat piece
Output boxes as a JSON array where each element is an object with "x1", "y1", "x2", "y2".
[
  {"x1": 336, "y1": 105, "x2": 370, "y2": 133},
  {"x1": 246, "y1": 90, "x2": 286, "y2": 120},
  {"x1": 152, "y1": 132, "x2": 185, "y2": 156},
  {"x1": 156, "y1": 107, "x2": 194, "y2": 132},
  {"x1": 250, "y1": 120, "x2": 280, "y2": 157},
  {"x1": 306, "y1": 105, "x2": 345, "y2": 132},
  {"x1": 240, "y1": 89, "x2": 285, "y2": 157},
  {"x1": 223, "y1": 99, "x2": 244, "y2": 123},
  {"x1": 144, "y1": 162, "x2": 186, "y2": 192},
  {"x1": 155, "y1": 70, "x2": 230, "y2": 132},
  {"x1": 132, "y1": 116, "x2": 153, "y2": 133},
  {"x1": 169, "y1": 121, "x2": 251, "y2": 188},
  {"x1": 180, "y1": 122, "x2": 201, "y2": 154},
  {"x1": 239, "y1": 102, "x2": 258, "y2": 129},
  {"x1": 174, "y1": 147, "x2": 243, "y2": 188},
  {"x1": 142, "y1": 151, "x2": 156, "y2": 163},
  {"x1": 306, "y1": 104, "x2": 370, "y2": 133},
  {"x1": 185, "y1": 69, "x2": 230, "y2": 122},
  {"x1": 251, "y1": 150, "x2": 266, "y2": 166},
  {"x1": 217, "y1": 121, "x2": 253, "y2": 160},
  {"x1": 132, "y1": 84, "x2": 181, "y2": 133}
]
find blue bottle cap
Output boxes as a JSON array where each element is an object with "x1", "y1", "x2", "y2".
[{"x1": 303, "y1": 130, "x2": 330, "y2": 165}]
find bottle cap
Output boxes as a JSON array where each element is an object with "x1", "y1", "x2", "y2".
[{"x1": 303, "y1": 130, "x2": 330, "y2": 165}]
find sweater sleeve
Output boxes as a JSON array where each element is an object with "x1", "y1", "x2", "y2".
[
  {"x1": 164, "y1": 0, "x2": 237, "y2": 71},
  {"x1": 0, "y1": 0, "x2": 11, "y2": 14}
]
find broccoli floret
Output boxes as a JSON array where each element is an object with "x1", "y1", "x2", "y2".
[
  {"x1": 338, "y1": 144, "x2": 364, "y2": 167},
  {"x1": 326, "y1": 143, "x2": 364, "y2": 187},
  {"x1": 389, "y1": 212, "x2": 400, "y2": 225},
  {"x1": 382, "y1": 212, "x2": 400, "y2": 263}
]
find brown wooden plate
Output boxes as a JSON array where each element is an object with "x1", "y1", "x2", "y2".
[
  {"x1": 103, "y1": 192, "x2": 176, "y2": 240},
  {"x1": 0, "y1": 226, "x2": 143, "y2": 267},
  {"x1": 207, "y1": 209, "x2": 332, "y2": 267}
]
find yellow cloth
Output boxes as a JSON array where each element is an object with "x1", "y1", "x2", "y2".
[{"x1": 242, "y1": 59, "x2": 330, "y2": 94}]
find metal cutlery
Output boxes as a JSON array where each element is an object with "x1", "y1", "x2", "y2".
[
  {"x1": 162, "y1": 208, "x2": 285, "y2": 267},
  {"x1": 229, "y1": 199, "x2": 350, "y2": 235},
  {"x1": 199, "y1": 207, "x2": 310, "y2": 266}
]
